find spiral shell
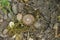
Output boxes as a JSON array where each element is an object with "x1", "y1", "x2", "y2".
[{"x1": 23, "y1": 14, "x2": 35, "y2": 25}]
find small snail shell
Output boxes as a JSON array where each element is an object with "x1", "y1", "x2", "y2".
[
  {"x1": 9, "y1": 21, "x2": 15, "y2": 28},
  {"x1": 23, "y1": 14, "x2": 35, "y2": 25},
  {"x1": 17, "y1": 13, "x2": 23, "y2": 21}
]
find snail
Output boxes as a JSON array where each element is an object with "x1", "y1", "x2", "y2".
[{"x1": 23, "y1": 14, "x2": 35, "y2": 26}]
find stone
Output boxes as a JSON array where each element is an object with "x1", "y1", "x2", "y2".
[
  {"x1": 18, "y1": 3, "x2": 24, "y2": 13},
  {"x1": 0, "y1": 19, "x2": 3, "y2": 23},
  {"x1": 3, "y1": 29, "x2": 8, "y2": 35},
  {"x1": 12, "y1": 3, "x2": 18, "y2": 14},
  {"x1": 29, "y1": 38, "x2": 33, "y2": 40},
  {"x1": 34, "y1": 22, "x2": 41, "y2": 29},
  {"x1": 4, "y1": 15, "x2": 7, "y2": 20},
  {"x1": 17, "y1": 13, "x2": 23, "y2": 21},
  {"x1": 8, "y1": 13, "x2": 12, "y2": 20}
]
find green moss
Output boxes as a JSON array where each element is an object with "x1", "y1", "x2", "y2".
[
  {"x1": 0, "y1": 0, "x2": 10, "y2": 7},
  {"x1": 0, "y1": 0, "x2": 13, "y2": 14}
]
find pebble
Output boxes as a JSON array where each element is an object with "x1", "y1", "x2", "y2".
[
  {"x1": 42, "y1": 38, "x2": 45, "y2": 40},
  {"x1": 3, "y1": 15, "x2": 7, "y2": 20},
  {"x1": 3, "y1": 29, "x2": 8, "y2": 35},
  {"x1": 29, "y1": 38, "x2": 33, "y2": 40},
  {"x1": 18, "y1": 3, "x2": 24, "y2": 12},
  {"x1": 8, "y1": 13, "x2": 12, "y2": 20},
  {"x1": 53, "y1": 23, "x2": 59, "y2": 29},
  {"x1": 17, "y1": 13, "x2": 23, "y2": 21},
  {"x1": 12, "y1": 3, "x2": 18, "y2": 14},
  {"x1": 0, "y1": 19, "x2": 3, "y2": 23},
  {"x1": 34, "y1": 22, "x2": 41, "y2": 28}
]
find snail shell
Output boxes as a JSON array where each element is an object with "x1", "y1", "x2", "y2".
[{"x1": 23, "y1": 14, "x2": 35, "y2": 25}]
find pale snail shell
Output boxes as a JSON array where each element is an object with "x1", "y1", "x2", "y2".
[{"x1": 23, "y1": 14, "x2": 35, "y2": 25}]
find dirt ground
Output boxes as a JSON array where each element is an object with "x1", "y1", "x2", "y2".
[{"x1": 0, "y1": 0, "x2": 60, "y2": 40}]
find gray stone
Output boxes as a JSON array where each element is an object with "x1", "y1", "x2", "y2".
[
  {"x1": 8, "y1": 13, "x2": 13, "y2": 20},
  {"x1": 12, "y1": 3, "x2": 18, "y2": 14},
  {"x1": 17, "y1": 3, "x2": 24, "y2": 12}
]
